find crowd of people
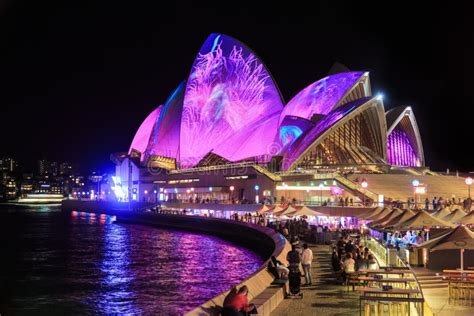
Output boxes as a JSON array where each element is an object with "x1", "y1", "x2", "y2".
[
  {"x1": 386, "y1": 196, "x2": 472, "y2": 211},
  {"x1": 331, "y1": 233, "x2": 378, "y2": 284},
  {"x1": 385, "y1": 230, "x2": 423, "y2": 248}
]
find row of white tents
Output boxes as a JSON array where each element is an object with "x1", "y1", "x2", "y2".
[
  {"x1": 359, "y1": 207, "x2": 474, "y2": 231},
  {"x1": 360, "y1": 206, "x2": 474, "y2": 270}
]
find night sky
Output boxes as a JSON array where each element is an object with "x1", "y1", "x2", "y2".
[{"x1": 1, "y1": 1, "x2": 473, "y2": 173}]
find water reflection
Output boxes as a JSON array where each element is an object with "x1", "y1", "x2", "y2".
[
  {"x1": 0, "y1": 208, "x2": 263, "y2": 315},
  {"x1": 95, "y1": 220, "x2": 136, "y2": 314}
]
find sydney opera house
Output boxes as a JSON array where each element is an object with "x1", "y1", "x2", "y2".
[{"x1": 111, "y1": 33, "x2": 431, "y2": 205}]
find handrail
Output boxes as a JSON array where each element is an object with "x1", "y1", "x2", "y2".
[
  {"x1": 252, "y1": 164, "x2": 282, "y2": 181},
  {"x1": 333, "y1": 174, "x2": 379, "y2": 202},
  {"x1": 169, "y1": 162, "x2": 282, "y2": 182},
  {"x1": 169, "y1": 161, "x2": 257, "y2": 174},
  {"x1": 362, "y1": 237, "x2": 427, "y2": 316}
]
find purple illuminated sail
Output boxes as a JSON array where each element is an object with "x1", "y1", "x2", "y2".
[
  {"x1": 280, "y1": 72, "x2": 364, "y2": 124},
  {"x1": 282, "y1": 97, "x2": 373, "y2": 170},
  {"x1": 180, "y1": 33, "x2": 284, "y2": 167},
  {"x1": 145, "y1": 82, "x2": 185, "y2": 160},
  {"x1": 387, "y1": 129, "x2": 418, "y2": 167},
  {"x1": 129, "y1": 106, "x2": 162, "y2": 156}
]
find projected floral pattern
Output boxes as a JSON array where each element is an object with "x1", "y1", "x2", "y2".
[
  {"x1": 280, "y1": 72, "x2": 364, "y2": 125},
  {"x1": 180, "y1": 34, "x2": 283, "y2": 167}
]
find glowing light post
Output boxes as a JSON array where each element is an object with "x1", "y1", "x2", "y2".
[
  {"x1": 412, "y1": 179, "x2": 420, "y2": 209},
  {"x1": 230, "y1": 185, "x2": 235, "y2": 202},
  {"x1": 465, "y1": 177, "x2": 473, "y2": 199},
  {"x1": 361, "y1": 179, "x2": 368, "y2": 207},
  {"x1": 254, "y1": 185, "x2": 260, "y2": 204},
  {"x1": 318, "y1": 182, "x2": 324, "y2": 206}
]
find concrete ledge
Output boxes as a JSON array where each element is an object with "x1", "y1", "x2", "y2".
[{"x1": 62, "y1": 200, "x2": 292, "y2": 315}]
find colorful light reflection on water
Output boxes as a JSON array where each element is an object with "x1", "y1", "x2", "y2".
[{"x1": 0, "y1": 207, "x2": 263, "y2": 315}]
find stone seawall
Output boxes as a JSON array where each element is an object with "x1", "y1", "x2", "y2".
[{"x1": 62, "y1": 199, "x2": 291, "y2": 315}]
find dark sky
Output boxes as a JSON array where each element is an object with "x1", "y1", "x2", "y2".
[{"x1": 1, "y1": 1, "x2": 473, "y2": 173}]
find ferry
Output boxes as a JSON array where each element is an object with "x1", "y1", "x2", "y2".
[{"x1": 14, "y1": 193, "x2": 65, "y2": 205}]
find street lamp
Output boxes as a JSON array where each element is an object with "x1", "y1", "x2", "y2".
[
  {"x1": 361, "y1": 179, "x2": 368, "y2": 206},
  {"x1": 412, "y1": 179, "x2": 419, "y2": 209},
  {"x1": 318, "y1": 182, "x2": 324, "y2": 206},
  {"x1": 230, "y1": 185, "x2": 235, "y2": 202},
  {"x1": 466, "y1": 177, "x2": 473, "y2": 199},
  {"x1": 254, "y1": 185, "x2": 260, "y2": 203}
]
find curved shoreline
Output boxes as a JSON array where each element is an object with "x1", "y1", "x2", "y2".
[{"x1": 61, "y1": 200, "x2": 291, "y2": 315}]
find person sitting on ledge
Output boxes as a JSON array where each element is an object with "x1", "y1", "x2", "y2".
[
  {"x1": 268, "y1": 255, "x2": 289, "y2": 279},
  {"x1": 223, "y1": 286, "x2": 238, "y2": 307},
  {"x1": 222, "y1": 285, "x2": 257, "y2": 316}
]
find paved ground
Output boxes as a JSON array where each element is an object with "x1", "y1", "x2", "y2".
[{"x1": 271, "y1": 244, "x2": 359, "y2": 316}]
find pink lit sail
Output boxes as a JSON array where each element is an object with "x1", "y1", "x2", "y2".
[
  {"x1": 145, "y1": 82, "x2": 185, "y2": 160},
  {"x1": 180, "y1": 34, "x2": 284, "y2": 167},
  {"x1": 129, "y1": 106, "x2": 162, "y2": 156},
  {"x1": 280, "y1": 72, "x2": 364, "y2": 124},
  {"x1": 213, "y1": 112, "x2": 280, "y2": 162}
]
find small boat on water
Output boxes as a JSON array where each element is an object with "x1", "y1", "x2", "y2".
[{"x1": 14, "y1": 193, "x2": 65, "y2": 205}]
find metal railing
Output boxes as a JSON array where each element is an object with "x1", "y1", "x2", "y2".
[{"x1": 362, "y1": 237, "x2": 429, "y2": 316}]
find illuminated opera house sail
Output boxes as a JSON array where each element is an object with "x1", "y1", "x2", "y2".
[{"x1": 119, "y1": 33, "x2": 425, "y2": 194}]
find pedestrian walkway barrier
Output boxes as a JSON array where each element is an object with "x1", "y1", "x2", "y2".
[{"x1": 359, "y1": 237, "x2": 433, "y2": 316}]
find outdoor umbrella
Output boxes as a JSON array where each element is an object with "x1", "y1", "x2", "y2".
[
  {"x1": 365, "y1": 207, "x2": 392, "y2": 221},
  {"x1": 431, "y1": 207, "x2": 451, "y2": 219},
  {"x1": 417, "y1": 225, "x2": 474, "y2": 270},
  {"x1": 271, "y1": 205, "x2": 287, "y2": 214},
  {"x1": 442, "y1": 209, "x2": 467, "y2": 223},
  {"x1": 257, "y1": 204, "x2": 273, "y2": 215},
  {"x1": 285, "y1": 206, "x2": 325, "y2": 217},
  {"x1": 393, "y1": 210, "x2": 456, "y2": 233},
  {"x1": 274, "y1": 205, "x2": 298, "y2": 217},
  {"x1": 358, "y1": 207, "x2": 383, "y2": 220},
  {"x1": 381, "y1": 209, "x2": 416, "y2": 231},
  {"x1": 369, "y1": 208, "x2": 403, "y2": 229},
  {"x1": 456, "y1": 211, "x2": 474, "y2": 225}
]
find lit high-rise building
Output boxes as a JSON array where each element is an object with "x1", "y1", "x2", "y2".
[
  {"x1": 38, "y1": 159, "x2": 59, "y2": 176},
  {"x1": 0, "y1": 157, "x2": 18, "y2": 173}
]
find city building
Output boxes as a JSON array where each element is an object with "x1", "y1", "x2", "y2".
[
  {"x1": 59, "y1": 162, "x2": 78, "y2": 175},
  {"x1": 112, "y1": 33, "x2": 437, "y2": 205},
  {"x1": 38, "y1": 159, "x2": 59, "y2": 176},
  {"x1": 0, "y1": 157, "x2": 18, "y2": 172}
]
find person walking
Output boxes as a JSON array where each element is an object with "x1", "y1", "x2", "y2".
[{"x1": 301, "y1": 243, "x2": 313, "y2": 286}]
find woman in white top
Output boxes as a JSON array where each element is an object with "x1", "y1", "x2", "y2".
[
  {"x1": 367, "y1": 254, "x2": 379, "y2": 270},
  {"x1": 343, "y1": 253, "x2": 355, "y2": 273}
]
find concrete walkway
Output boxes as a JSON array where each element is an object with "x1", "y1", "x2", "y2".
[{"x1": 271, "y1": 244, "x2": 359, "y2": 316}]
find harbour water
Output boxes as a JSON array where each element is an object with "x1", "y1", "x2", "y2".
[{"x1": 0, "y1": 206, "x2": 264, "y2": 315}]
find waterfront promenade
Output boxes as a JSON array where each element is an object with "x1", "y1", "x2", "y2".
[{"x1": 272, "y1": 244, "x2": 359, "y2": 316}]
